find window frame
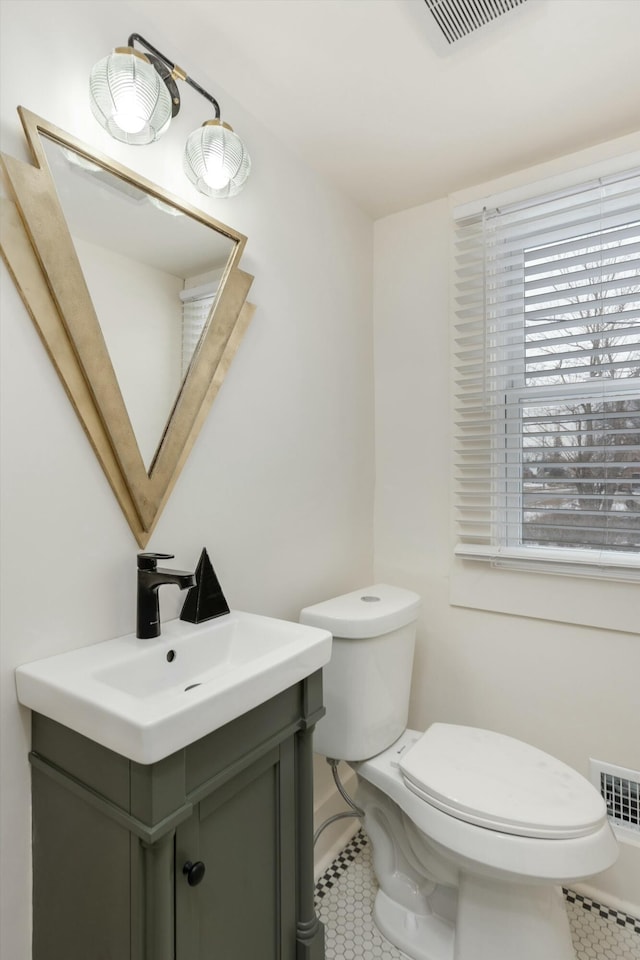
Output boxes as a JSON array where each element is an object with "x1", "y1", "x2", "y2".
[{"x1": 453, "y1": 168, "x2": 640, "y2": 583}]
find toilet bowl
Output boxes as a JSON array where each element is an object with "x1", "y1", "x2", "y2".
[
  {"x1": 300, "y1": 585, "x2": 618, "y2": 960},
  {"x1": 354, "y1": 727, "x2": 617, "y2": 960}
]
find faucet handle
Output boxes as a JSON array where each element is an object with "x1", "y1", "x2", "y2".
[{"x1": 137, "y1": 552, "x2": 174, "y2": 571}]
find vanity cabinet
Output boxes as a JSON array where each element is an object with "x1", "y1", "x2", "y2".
[{"x1": 29, "y1": 672, "x2": 325, "y2": 960}]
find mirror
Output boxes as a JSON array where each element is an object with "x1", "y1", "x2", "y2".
[
  {"x1": 0, "y1": 109, "x2": 255, "y2": 546},
  {"x1": 40, "y1": 137, "x2": 237, "y2": 470}
]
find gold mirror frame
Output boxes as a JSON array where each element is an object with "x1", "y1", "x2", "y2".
[{"x1": 0, "y1": 108, "x2": 255, "y2": 547}]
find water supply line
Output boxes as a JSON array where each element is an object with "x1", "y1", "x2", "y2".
[{"x1": 313, "y1": 758, "x2": 364, "y2": 847}]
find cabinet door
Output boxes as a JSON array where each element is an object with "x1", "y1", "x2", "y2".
[{"x1": 176, "y1": 740, "x2": 297, "y2": 960}]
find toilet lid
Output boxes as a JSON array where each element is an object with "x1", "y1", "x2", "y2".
[{"x1": 399, "y1": 724, "x2": 606, "y2": 839}]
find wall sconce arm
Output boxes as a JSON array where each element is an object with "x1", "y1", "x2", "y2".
[{"x1": 128, "y1": 33, "x2": 221, "y2": 120}]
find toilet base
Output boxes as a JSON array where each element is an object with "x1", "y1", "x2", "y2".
[
  {"x1": 374, "y1": 888, "x2": 454, "y2": 960},
  {"x1": 373, "y1": 875, "x2": 576, "y2": 960},
  {"x1": 455, "y1": 874, "x2": 575, "y2": 960}
]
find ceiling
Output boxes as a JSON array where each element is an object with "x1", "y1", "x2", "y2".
[{"x1": 131, "y1": 1, "x2": 640, "y2": 219}]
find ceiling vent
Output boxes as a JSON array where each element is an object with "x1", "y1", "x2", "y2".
[{"x1": 423, "y1": 0, "x2": 528, "y2": 46}]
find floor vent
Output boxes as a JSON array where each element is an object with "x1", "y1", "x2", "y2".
[
  {"x1": 590, "y1": 759, "x2": 640, "y2": 833},
  {"x1": 423, "y1": 0, "x2": 528, "y2": 45}
]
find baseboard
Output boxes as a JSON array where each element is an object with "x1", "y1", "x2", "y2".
[
  {"x1": 314, "y1": 820, "x2": 361, "y2": 881},
  {"x1": 570, "y1": 827, "x2": 640, "y2": 920},
  {"x1": 571, "y1": 881, "x2": 640, "y2": 922},
  {"x1": 313, "y1": 763, "x2": 361, "y2": 881}
]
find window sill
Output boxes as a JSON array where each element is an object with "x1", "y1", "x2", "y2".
[
  {"x1": 454, "y1": 544, "x2": 640, "y2": 583},
  {"x1": 450, "y1": 546, "x2": 639, "y2": 635}
]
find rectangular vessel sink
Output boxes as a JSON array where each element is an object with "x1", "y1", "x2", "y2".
[{"x1": 15, "y1": 612, "x2": 331, "y2": 764}]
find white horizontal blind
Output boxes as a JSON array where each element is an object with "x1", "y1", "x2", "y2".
[
  {"x1": 453, "y1": 168, "x2": 640, "y2": 571},
  {"x1": 179, "y1": 283, "x2": 217, "y2": 378}
]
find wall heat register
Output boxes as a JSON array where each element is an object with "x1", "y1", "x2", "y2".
[{"x1": 590, "y1": 759, "x2": 640, "y2": 834}]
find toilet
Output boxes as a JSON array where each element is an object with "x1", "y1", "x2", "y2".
[{"x1": 300, "y1": 585, "x2": 618, "y2": 960}]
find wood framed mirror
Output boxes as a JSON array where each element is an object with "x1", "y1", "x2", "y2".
[{"x1": 1, "y1": 108, "x2": 255, "y2": 546}]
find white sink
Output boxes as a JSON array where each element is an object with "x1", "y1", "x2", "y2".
[{"x1": 15, "y1": 612, "x2": 331, "y2": 764}]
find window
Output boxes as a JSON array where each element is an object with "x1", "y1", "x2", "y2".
[
  {"x1": 453, "y1": 168, "x2": 640, "y2": 579},
  {"x1": 179, "y1": 282, "x2": 217, "y2": 377}
]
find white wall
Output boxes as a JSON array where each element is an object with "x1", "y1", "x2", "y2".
[
  {"x1": 0, "y1": 3, "x2": 374, "y2": 957},
  {"x1": 373, "y1": 140, "x2": 640, "y2": 915},
  {"x1": 75, "y1": 236, "x2": 184, "y2": 467}
]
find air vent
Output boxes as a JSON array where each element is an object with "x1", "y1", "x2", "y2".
[
  {"x1": 590, "y1": 759, "x2": 640, "y2": 833},
  {"x1": 424, "y1": 0, "x2": 528, "y2": 45}
]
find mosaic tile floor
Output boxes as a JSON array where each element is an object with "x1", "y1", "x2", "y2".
[{"x1": 315, "y1": 831, "x2": 640, "y2": 960}]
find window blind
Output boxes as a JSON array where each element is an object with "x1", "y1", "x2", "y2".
[
  {"x1": 179, "y1": 282, "x2": 217, "y2": 378},
  {"x1": 453, "y1": 168, "x2": 640, "y2": 575}
]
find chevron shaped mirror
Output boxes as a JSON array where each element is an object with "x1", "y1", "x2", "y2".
[{"x1": 0, "y1": 108, "x2": 255, "y2": 546}]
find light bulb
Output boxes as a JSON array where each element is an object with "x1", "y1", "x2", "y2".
[
  {"x1": 112, "y1": 96, "x2": 147, "y2": 135},
  {"x1": 202, "y1": 161, "x2": 232, "y2": 191}
]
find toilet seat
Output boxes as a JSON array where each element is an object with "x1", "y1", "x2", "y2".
[
  {"x1": 399, "y1": 723, "x2": 606, "y2": 840},
  {"x1": 355, "y1": 730, "x2": 617, "y2": 883}
]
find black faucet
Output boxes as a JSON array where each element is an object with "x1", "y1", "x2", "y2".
[{"x1": 137, "y1": 553, "x2": 196, "y2": 639}]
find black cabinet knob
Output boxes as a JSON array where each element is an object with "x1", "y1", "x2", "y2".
[{"x1": 182, "y1": 860, "x2": 206, "y2": 887}]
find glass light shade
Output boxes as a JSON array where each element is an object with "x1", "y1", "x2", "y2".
[
  {"x1": 89, "y1": 48, "x2": 173, "y2": 145},
  {"x1": 184, "y1": 121, "x2": 251, "y2": 198}
]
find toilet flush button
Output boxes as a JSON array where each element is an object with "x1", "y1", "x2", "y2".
[{"x1": 361, "y1": 595, "x2": 381, "y2": 602}]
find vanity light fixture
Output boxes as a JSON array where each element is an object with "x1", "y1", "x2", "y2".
[{"x1": 89, "y1": 33, "x2": 251, "y2": 198}]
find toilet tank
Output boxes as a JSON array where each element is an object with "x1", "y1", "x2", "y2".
[{"x1": 300, "y1": 584, "x2": 421, "y2": 761}]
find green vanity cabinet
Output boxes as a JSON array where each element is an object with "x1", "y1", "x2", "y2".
[{"x1": 29, "y1": 672, "x2": 325, "y2": 960}]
